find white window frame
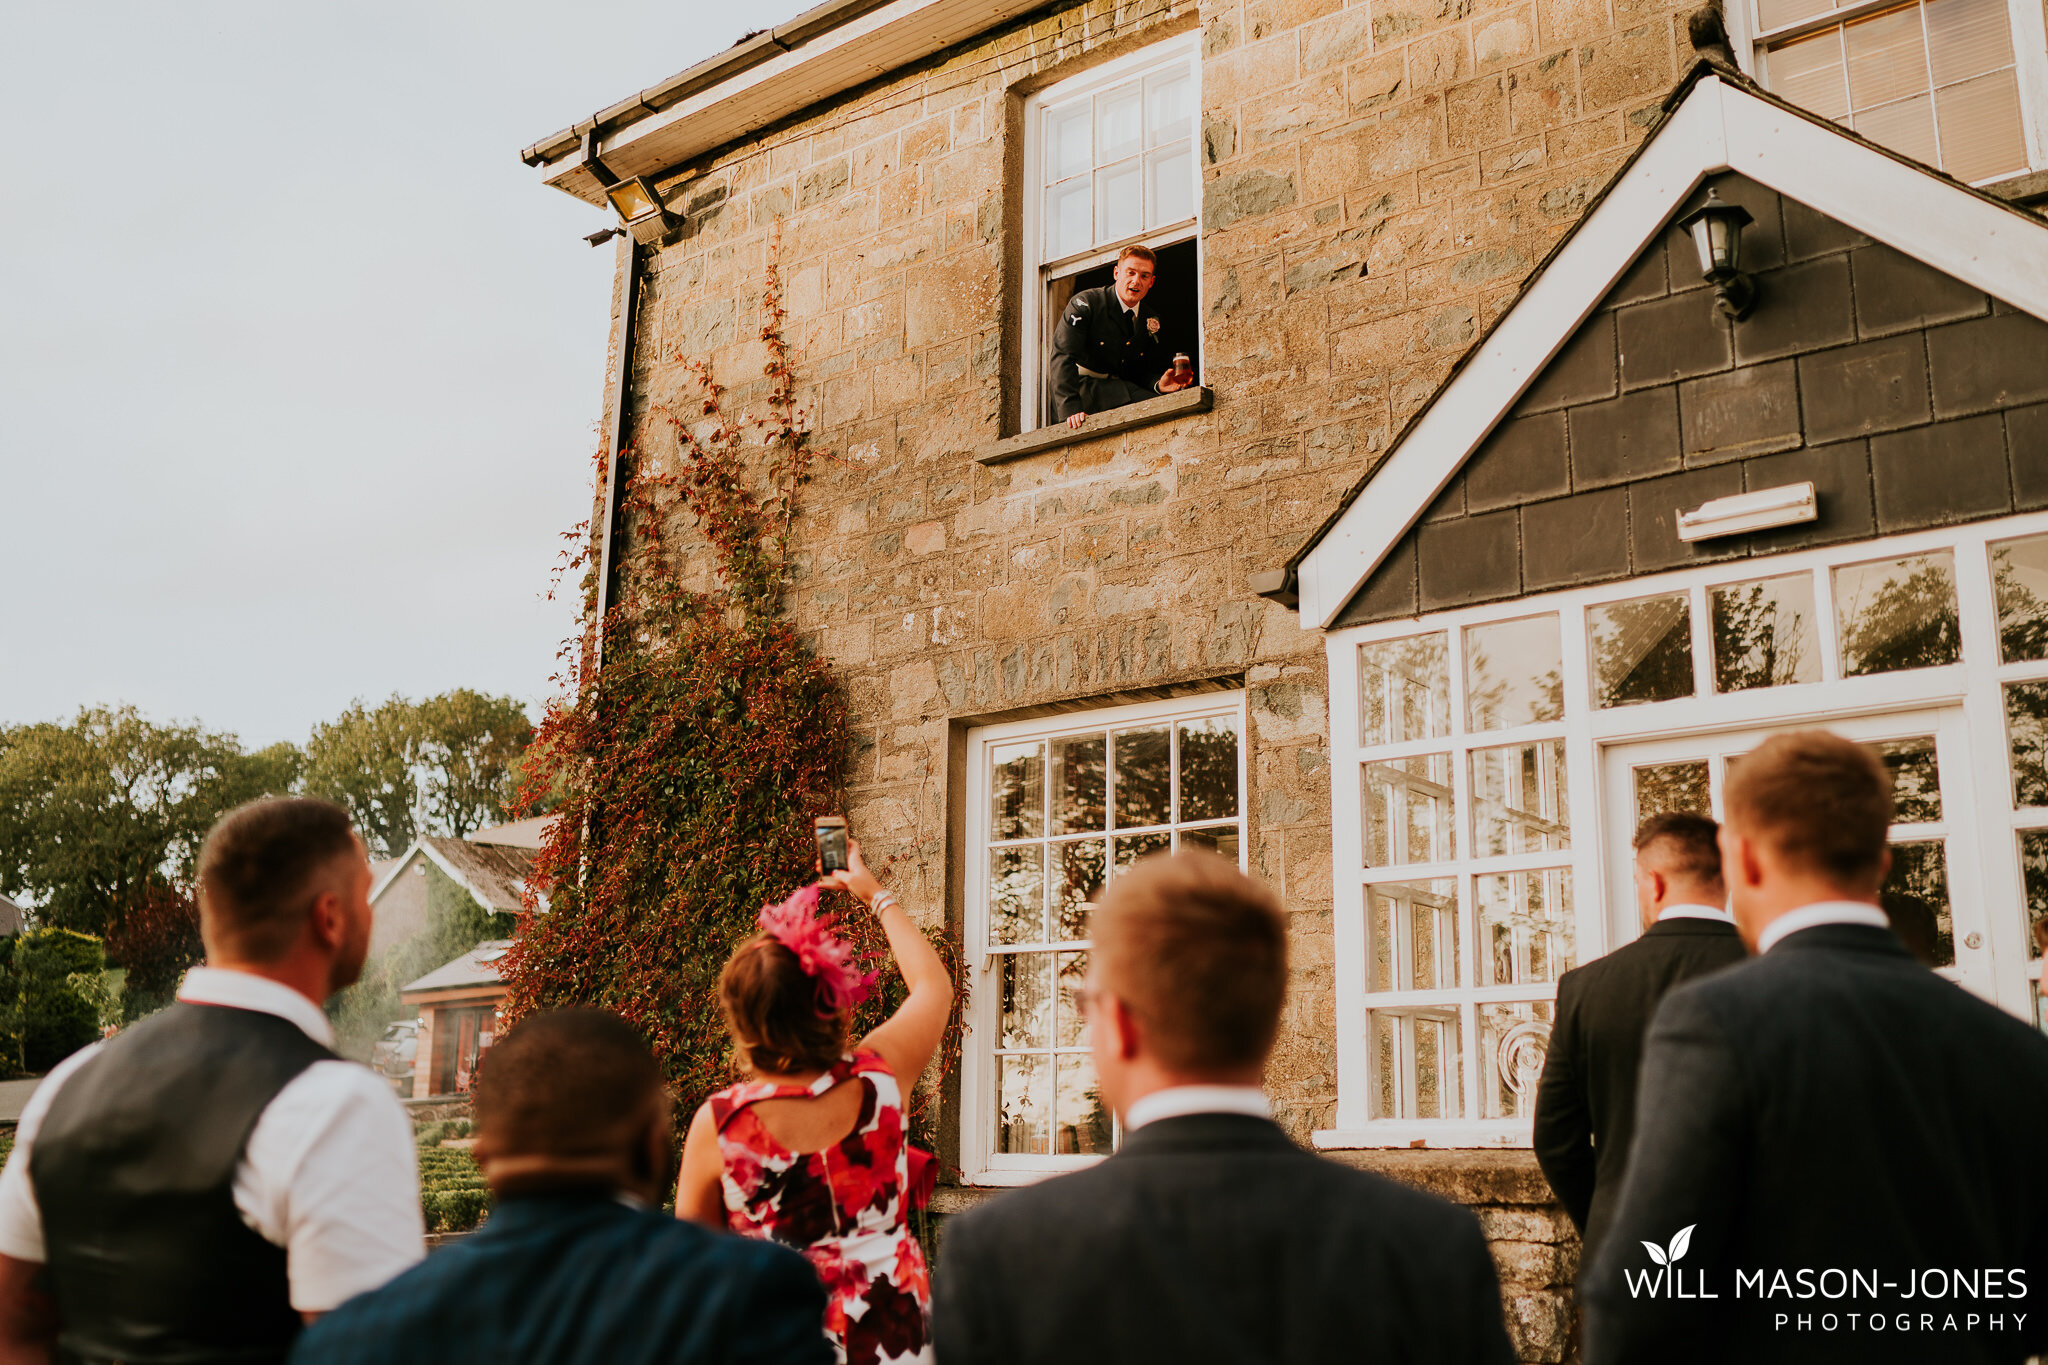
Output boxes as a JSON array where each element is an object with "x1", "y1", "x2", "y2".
[
  {"x1": 1320, "y1": 511, "x2": 2048, "y2": 1149},
  {"x1": 1725, "y1": 0, "x2": 2048, "y2": 181},
  {"x1": 959, "y1": 690, "x2": 1248, "y2": 1185},
  {"x1": 1018, "y1": 34, "x2": 1202, "y2": 435}
]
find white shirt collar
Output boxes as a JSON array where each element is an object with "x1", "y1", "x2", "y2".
[
  {"x1": 1123, "y1": 1085, "x2": 1271, "y2": 1132},
  {"x1": 1656, "y1": 903, "x2": 1736, "y2": 925},
  {"x1": 177, "y1": 966, "x2": 336, "y2": 1048},
  {"x1": 1755, "y1": 901, "x2": 1891, "y2": 955},
  {"x1": 1116, "y1": 294, "x2": 1138, "y2": 317}
]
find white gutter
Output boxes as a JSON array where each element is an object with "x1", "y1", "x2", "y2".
[{"x1": 524, "y1": 0, "x2": 1053, "y2": 207}]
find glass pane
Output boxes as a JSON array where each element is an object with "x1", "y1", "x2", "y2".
[
  {"x1": 2004, "y1": 681, "x2": 2048, "y2": 807},
  {"x1": 1846, "y1": 7, "x2": 1930, "y2": 110},
  {"x1": 1466, "y1": 616, "x2": 1564, "y2": 731},
  {"x1": 999, "y1": 952, "x2": 1052, "y2": 1048},
  {"x1": 1589, "y1": 593, "x2": 1694, "y2": 708},
  {"x1": 1881, "y1": 839, "x2": 1954, "y2": 966},
  {"x1": 1179, "y1": 825, "x2": 1241, "y2": 861},
  {"x1": 1769, "y1": 29, "x2": 1850, "y2": 119},
  {"x1": 1363, "y1": 754, "x2": 1457, "y2": 866},
  {"x1": 1855, "y1": 93, "x2": 1939, "y2": 165},
  {"x1": 1368, "y1": 878, "x2": 1460, "y2": 992},
  {"x1": 1046, "y1": 100, "x2": 1092, "y2": 182},
  {"x1": 1179, "y1": 716, "x2": 1240, "y2": 822},
  {"x1": 990, "y1": 741, "x2": 1044, "y2": 840},
  {"x1": 1758, "y1": 0, "x2": 1836, "y2": 34},
  {"x1": 1634, "y1": 760, "x2": 1712, "y2": 823},
  {"x1": 1112, "y1": 725, "x2": 1170, "y2": 827},
  {"x1": 1874, "y1": 736, "x2": 1942, "y2": 821},
  {"x1": 1096, "y1": 158, "x2": 1142, "y2": 243},
  {"x1": 1369, "y1": 1008, "x2": 1464, "y2": 1119},
  {"x1": 1360, "y1": 633, "x2": 1451, "y2": 746},
  {"x1": 1480, "y1": 1000, "x2": 1555, "y2": 1120},
  {"x1": 995, "y1": 1053, "x2": 1049, "y2": 1154},
  {"x1": 2017, "y1": 830, "x2": 2048, "y2": 960},
  {"x1": 1836, "y1": 552, "x2": 1962, "y2": 675},
  {"x1": 1472, "y1": 740, "x2": 1570, "y2": 855},
  {"x1": 1711, "y1": 574, "x2": 1821, "y2": 691},
  {"x1": 1992, "y1": 534, "x2": 2048, "y2": 663},
  {"x1": 1054, "y1": 839, "x2": 1106, "y2": 939},
  {"x1": 1096, "y1": 86, "x2": 1142, "y2": 163},
  {"x1": 1113, "y1": 830, "x2": 1170, "y2": 875},
  {"x1": 1055, "y1": 951, "x2": 1091, "y2": 1048},
  {"x1": 1146, "y1": 143, "x2": 1194, "y2": 227},
  {"x1": 1051, "y1": 733, "x2": 1106, "y2": 833},
  {"x1": 990, "y1": 844, "x2": 1046, "y2": 944},
  {"x1": 1145, "y1": 68, "x2": 1193, "y2": 146},
  {"x1": 1478, "y1": 868, "x2": 1576, "y2": 986},
  {"x1": 1053, "y1": 1053, "x2": 1112, "y2": 1154},
  {"x1": 1045, "y1": 176, "x2": 1092, "y2": 260},
  {"x1": 1927, "y1": 0, "x2": 2013, "y2": 84},
  {"x1": 1936, "y1": 69, "x2": 2027, "y2": 182}
]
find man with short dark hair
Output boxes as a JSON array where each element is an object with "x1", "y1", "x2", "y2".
[
  {"x1": 0, "y1": 797, "x2": 423, "y2": 1365},
  {"x1": 1532, "y1": 811, "x2": 1746, "y2": 1259},
  {"x1": 291, "y1": 1009, "x2": 831, "y2": 1365},
  {"x1": 1049, "y1": 244, "x2": 1194, "y2": 430},
  {"x1": 934, "y1": 851, "x2": 1515, "y2": 1365},
  {"x1": 1584, "y1": 732, "x2": 2048, "y2": 1364}
]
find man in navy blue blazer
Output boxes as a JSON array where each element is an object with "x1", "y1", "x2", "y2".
[{"x1": 291, "y1": 1009, "x2": 830, "y2": 1365}]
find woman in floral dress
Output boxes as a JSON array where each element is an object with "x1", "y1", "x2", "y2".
[{"x1": 677, "y1": 840, "x2": 952, "y2": 1365}]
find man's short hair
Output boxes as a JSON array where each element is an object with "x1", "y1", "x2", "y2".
[
  {"x1": 197, "y1": 798, "x2": 359, "y2": 963},
  {"x1": 1090, "y1": 851, "x2": 1287, "y2": 1073},
  {"x1": 1723, "y1": 731, "x2": 1893, "y2": 885},
  {"x1": 474, "y1": 1009, "x2": 664, "y2": 1158},
  {"x1": 1632, "y1": 812, "x2": 1724, "y2": 886},
  {"x1": 1116, "y1": 244, "x2": 1158, "y2": 268}
]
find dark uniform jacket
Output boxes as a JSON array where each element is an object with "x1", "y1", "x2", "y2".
[
  {"x1": 1049, "y1": 285, "x2": 1173, "y2": 420},
  {"x1": 1583, "y1": 925, "x2": 2048, "y2": 1365},
  {"x1": 933, "y1": 1112, "x2": 1516, "y2": 1365},
  {"x1": 1531, "y1": 914, "x2": 1747, "y2": 1260}
]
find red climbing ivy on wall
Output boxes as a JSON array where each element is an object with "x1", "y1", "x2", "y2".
[{"x1": 504, "y1": 227, "x2": 961, "y2": 1128}]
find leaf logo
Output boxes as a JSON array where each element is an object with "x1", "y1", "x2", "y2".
[{"x1": 1641, "y1": 1224, "x2": 1696, "y2": 1267}]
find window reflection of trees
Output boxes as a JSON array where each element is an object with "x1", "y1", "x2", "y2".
[
  {"x1": 1711, "y1": 577, "x2": 1818, "y2": 692},
  {"x1": 1590, "y1": 595, "x2": 1693, "y2": 707},
  {"x1": 1466, "y1": 617, "x2": 1565, "y2": 731},
  {"x1": 1360, "y1": 635, "x2": 1450, "y2": 744},
  {"x1": 1837, "y1": 555, "x2": 1962, "y2": 676},
  {"x1": 1881, "y1": 841, "x2": 1955, "y2": 966},
  {"x1": 1633, "y1": 761, "x2": 1711, "y2": 823}
]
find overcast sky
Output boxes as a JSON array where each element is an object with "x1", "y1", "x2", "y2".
[{"x1": 0, "y1": 2, "x2": 783, "y2": 748}]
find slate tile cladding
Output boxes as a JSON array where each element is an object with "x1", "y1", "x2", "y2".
[{"x1": 1334, "y1": 173, "x2": 2048, "y2": 627}]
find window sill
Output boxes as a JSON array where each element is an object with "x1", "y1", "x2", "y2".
[{"x1": 976, "y1": 386, "x2": 1213, "y2": 466}]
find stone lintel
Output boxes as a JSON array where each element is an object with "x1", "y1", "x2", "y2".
[{"x1": 975, "y1": 387, "x2": 1214, "y2": 466}]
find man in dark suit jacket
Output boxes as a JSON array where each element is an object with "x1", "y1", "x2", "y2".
[
  {"x1": 1583, "y1": 732, "x2": 2048, "y2": 1365},
  {"x1": 1533, "y1": 812, "x2": 1746, "y2": 1260},
  {"x1": 1049, "y1": 245, "x2": 1193, "y2": 429},
  {"x1": 933, "y1": 852, "x2": 1515, "y2": 1365},
  {"x1": 291, "y1": 1010, "x2": 830, "y2": 1365}
]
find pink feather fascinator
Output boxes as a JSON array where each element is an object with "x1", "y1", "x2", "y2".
[{"x1": 757, "y1": 883, "x2": 877, "y2": 1014}]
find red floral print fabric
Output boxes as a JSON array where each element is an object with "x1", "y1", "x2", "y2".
[{"x1": 710, "y1": 1050, "x2": 932, "y2": 1365}]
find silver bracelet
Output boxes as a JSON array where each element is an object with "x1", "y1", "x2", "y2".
[{"x1": 870, "y1": 889, "x2": 898, "y2": 915}]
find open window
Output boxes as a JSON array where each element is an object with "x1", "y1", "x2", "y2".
[{"x1": 1020, "y1": 37, "x2": 1201, "y2": 433}]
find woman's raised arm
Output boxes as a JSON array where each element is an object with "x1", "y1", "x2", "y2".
[{"x1": 826, "y1": 839, "x2": 953, "y2": 1086}]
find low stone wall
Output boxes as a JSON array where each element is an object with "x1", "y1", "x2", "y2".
[{"x1": 930, "y1": 1149, "x2": 1579, "y2": 1365}]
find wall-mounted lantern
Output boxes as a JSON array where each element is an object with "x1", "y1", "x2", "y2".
[
  {"x1": 1676, "y1": 188, "x2": 1757, "y2": 320},
  {"x1": 605, "y1": 176, "x2": 678, "y2": 246}
]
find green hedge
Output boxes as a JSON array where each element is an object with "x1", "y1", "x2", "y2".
[{"x1": 415, "y1": 1120, "x2": 487, "y2": 1234}]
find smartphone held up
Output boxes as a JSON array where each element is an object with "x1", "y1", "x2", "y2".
[{"x1": 815, "y1": 817, "x2": 849, "y2": 875}]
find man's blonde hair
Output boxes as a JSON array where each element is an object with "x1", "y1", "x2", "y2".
[{"x1": 1090, "y1": 851, "x2": 1287, "y2": 1072}]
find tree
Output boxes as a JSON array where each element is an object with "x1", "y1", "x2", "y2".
[
  {"x1": 303, "y1": 691, "x2": 532, "y2": 858},
  {"x1": 0, "y1": 708, "x2": 300, "y2": 941}
]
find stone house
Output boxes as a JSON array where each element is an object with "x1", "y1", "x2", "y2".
[
  {"x1": 520, "y1": 0, "x2": 2048, "y2": 1354},
  {"x1": 401, "y1": 940, "x2": 511, "y2": 1100}
]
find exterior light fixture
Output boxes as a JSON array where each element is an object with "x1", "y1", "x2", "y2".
[
  {"x1": 1676, "y1": 481, "x2": 1816, "y2": 542},
  {"x1": 605, "y1": 176, "x2": 678, "y2": 246},
  {"x1": 1676, "y1": 188, "x2": 1757, "y2": 320}
]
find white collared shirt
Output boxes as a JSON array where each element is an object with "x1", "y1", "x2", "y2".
[
  {"x1": 1657, "y1": 902, "x2": 1736, "y2": 925},
  {"x1": 1755, "y1": 900, "x2": 1892, "y2": 954},
  {"x1": 0, "y1": 967, "x2": 425, "y2": 1310},
  {"x1": 1123, "y1": 1084, "x2": 1272, "y2": 1132}
]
